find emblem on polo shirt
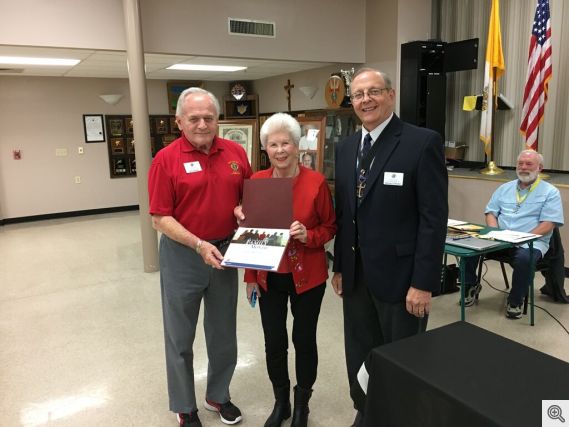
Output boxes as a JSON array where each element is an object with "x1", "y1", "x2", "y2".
[{"x1": 228, "y1": 161, "x2": 241, "y2": 175}]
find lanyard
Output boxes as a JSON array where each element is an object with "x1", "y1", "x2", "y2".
[{"x1": 516, "y1": 177, "x2": 541, "y2": 206}]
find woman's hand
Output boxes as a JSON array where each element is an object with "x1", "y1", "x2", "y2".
[
  {"x1": 246, "y1": 283, "x2": 260, "y2": 303},
  {"x1": 290, "y1": 220, "x2": 308, "y2": 243}
]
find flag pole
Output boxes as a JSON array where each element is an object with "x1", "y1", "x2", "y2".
[{"x1": 481, "y1": 66, "x2": 504, "y2": 175}]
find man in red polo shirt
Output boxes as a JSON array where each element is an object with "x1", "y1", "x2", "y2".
[{"x1": 148, "y1": 87, "x2": 252, "y2": 427}]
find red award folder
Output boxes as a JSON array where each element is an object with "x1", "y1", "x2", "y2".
[
  {"x1": 241, "y1": 178, "x2": 293, "y2": 229},
  {"x1": 221, "y1": 178, "x2": 293, "y2": 271}
]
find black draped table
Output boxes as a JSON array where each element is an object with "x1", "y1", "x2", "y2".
[{"x1": 362, "y1": 321, "x2": 569, "y2": 427}]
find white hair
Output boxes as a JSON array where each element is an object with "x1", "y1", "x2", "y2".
[
  {"x1": 517, "y1": 149, "x2": 543, "y2": 167},
  {"x1": 259, "y1": 113, "x2": 301, "y2": 148},
  {"x1": 176, "y1": 87, "x2": 220, "y2": 117}
]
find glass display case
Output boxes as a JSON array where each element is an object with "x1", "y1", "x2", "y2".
[{"x1": 306, "y1": 108, "x2": 360, "y2": 195}]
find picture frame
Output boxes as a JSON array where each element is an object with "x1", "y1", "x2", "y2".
[
  {"x1": 297, "y1": 116, "x2": 326, "y2": 173},
  {"x1": 83, "y1": 114, "x2": 105, "y2": 143},
  {"x1": 218, "y1": 119, "x2": 259, "y2": 169},
  {"x1": 167, "y1": 80, "x2": 203, "y2": 114}
]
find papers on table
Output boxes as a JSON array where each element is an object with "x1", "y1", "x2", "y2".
[
  {"x1": 484, "y1": 230, "x2": 541, "y2": 244},
  {"x1": 450, "y1": 224, "x2": 484, "y2": 231},
  {"x1": 448, "y1": 219, "x2": 468, "y2": 227}
]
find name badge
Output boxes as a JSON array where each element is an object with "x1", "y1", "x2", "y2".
[
  {"x1": 383, "y1": 172, "x2": 404, "y2": 186},
  {"x1": 184, "y1": 161, "x2": 202, "y2": 173}
]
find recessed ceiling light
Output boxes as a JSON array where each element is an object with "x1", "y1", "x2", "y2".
[
  {"x1": 0, "y1": 56, "x2": 81, "y2": 66},
  {"x1": 167, "y1": 64, "x2": 247, "y2": 72}
]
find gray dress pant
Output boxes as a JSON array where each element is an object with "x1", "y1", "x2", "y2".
[{"x1": 159, "y1": 235, "x2": 238, "y2": 414}]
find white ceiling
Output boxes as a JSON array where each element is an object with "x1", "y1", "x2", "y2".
[{"x1": 0, "y1": 45, "x2": 332, "y2": 81}]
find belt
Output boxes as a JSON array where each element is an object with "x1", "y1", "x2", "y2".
[{"x1": 208, "y1": 236, "x2": 231, "y2": 249}]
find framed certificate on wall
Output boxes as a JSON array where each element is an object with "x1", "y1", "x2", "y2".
[
  {"x1": 83, "y1": 114, "x2": 105, "y2": 143},
  {"x1": 218, "y1": 119, "x2": 258, "y2": 169}
]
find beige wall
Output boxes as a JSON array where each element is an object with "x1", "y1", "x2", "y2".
[
  {"x1": 0, "y1": 0, "x2": 365, "y2": 64},
  {"x1": 0, "y1": 76, "x2": 229, "y2": 219},
  {"x1": 0, "y1": 0, "x2": 126, "y2": 50},
  {"x1": 141, "y1": 0, "x2": 365, "y2": 63},
  {"x1": 252, "y1": 64, "x2": 357, "y2": 114}
]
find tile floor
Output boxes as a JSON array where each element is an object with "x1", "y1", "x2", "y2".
[{"x1": 1, "y1": 211, "x2": 568, "y2": 427}]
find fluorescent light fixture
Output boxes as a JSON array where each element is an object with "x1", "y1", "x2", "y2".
[
  {"x1": 0, "y1": 56, "x2": 81, "y2": 66},
  {"x1": 167, "y1": 64, "x2": 247, "y2": 72}
]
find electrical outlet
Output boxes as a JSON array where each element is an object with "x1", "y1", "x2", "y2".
[
  {"x1": 74, "y1": 176, "x2": 81, "y2": 184},
  {"x1": 55, "y1": 148, "x2": 68, "y2": 157}
]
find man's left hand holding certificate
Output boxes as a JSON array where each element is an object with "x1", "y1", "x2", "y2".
[{"x1": 222, "y1": 178, "x2": 293, "y2": 271}]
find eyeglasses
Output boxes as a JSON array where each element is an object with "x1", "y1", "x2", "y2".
[{"x1": 350, "y1": 88, "x2": 390, "y2": 102}]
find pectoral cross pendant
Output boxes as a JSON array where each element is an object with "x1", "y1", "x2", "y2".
[
  {"x1": 357, "y1": 169, "x2": 367, "y2": 199},
  {"x1": 357, "y1": 181, "x2": 366, "y2": 199}
]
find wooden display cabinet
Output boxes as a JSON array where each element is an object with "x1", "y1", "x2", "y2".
[{"x1": 223, "y1": 94, "x2": 259, "y2": 120}]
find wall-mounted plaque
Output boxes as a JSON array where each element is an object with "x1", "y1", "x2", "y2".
[
  {"x1": 109, "y1": 119, "x2": 124, "y2": 136},
  {"x1": 162, "y1": 134, "x2": 177, "y2": 148},
  {"x1": 113, "y1": 158, "x2": 127, "y2": 175},
  {"x1": 169, "y1": 117, "x2": 179, "y2": 134},
  {"x1": 125, "y1": 117, "x2": 134, "y2": 134},
  {"x1": 155, "y1": 118, "x2": 168, "y2": 135},
  {"x1": 127, "y1": 137, "x2": 135, "y2": 154},
  {"x1": 111, "y1": 138, "x2": 125, "y2": 154}
]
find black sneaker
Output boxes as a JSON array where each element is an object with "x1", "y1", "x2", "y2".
[
  {"x1": 461, "y1": 283, "x2": 481, "y2": 307},
  {"x1": 177, "y1": 411, "x2": 202, "y2": 427},
  {"x1": 204, "y1": 399, "x2": 242, "y2": 425},
  {"x1": 506, "y1": 302, "x2": 523, "y2": 319}
]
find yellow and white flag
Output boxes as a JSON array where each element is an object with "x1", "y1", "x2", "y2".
[{"x1": 480, "y1": 0, "x2": 505, "y2": 157}]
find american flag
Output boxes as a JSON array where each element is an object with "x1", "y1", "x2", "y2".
[{"x1": 520, "y1": 0, "x2": 552, "y2": 151}]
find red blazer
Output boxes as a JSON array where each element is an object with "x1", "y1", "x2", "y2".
[{"x1": 244, "y1": 166, "x2": 336, "y2": 294}]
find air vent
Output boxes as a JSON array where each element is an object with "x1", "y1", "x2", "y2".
[
  {"x1": 228, "y1": 18, "x2": 275, "y2": 38},
  {"x1": 0, "y1": 68, "x2": 24, "y2": 74}
]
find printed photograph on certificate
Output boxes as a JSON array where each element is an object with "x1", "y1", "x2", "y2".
[{"x1": 221, "y1": 227, "x2": 290, "y2": 271}]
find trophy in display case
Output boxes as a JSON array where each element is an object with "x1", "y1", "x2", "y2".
[{"x1": 340, "y1": 67, "x2": 355, "y2": 102}]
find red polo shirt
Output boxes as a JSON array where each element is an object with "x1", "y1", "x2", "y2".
[{"x1": 148, "y1": 134, "x2": 252, "y2": 240}]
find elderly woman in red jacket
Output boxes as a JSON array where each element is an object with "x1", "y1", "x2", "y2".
[{"x1": 237, "y1": 112, "x2": 336, "y2": 427}]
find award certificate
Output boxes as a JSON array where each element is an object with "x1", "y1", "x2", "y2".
[
  {"x1": 221, "y1": 227, "x2": 290, "y2": 271},
  {"x1": 221, "y1": 178, "x2": 293, "y2": 271}
]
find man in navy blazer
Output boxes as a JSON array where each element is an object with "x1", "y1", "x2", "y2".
[{"x1": 332, "y1": 68, "x2": 448, "y2": 424}]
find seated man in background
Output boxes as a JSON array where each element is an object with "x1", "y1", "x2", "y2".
[{"x1": 463, "y1": 149, "x2": 564, "y2": 319}]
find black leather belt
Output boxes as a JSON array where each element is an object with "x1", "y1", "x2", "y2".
[{"x1": 208, "y1": 236, "x2": 231, "y2": 249}]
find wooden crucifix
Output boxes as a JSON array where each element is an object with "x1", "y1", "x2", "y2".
[{"x1": 284, "y1": 79, "x2": 294, "y2": 112}]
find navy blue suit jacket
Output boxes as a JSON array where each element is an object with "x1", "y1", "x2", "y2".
[{"x1": 333, "y1": 115, "x2": 448, "y2": 303}]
